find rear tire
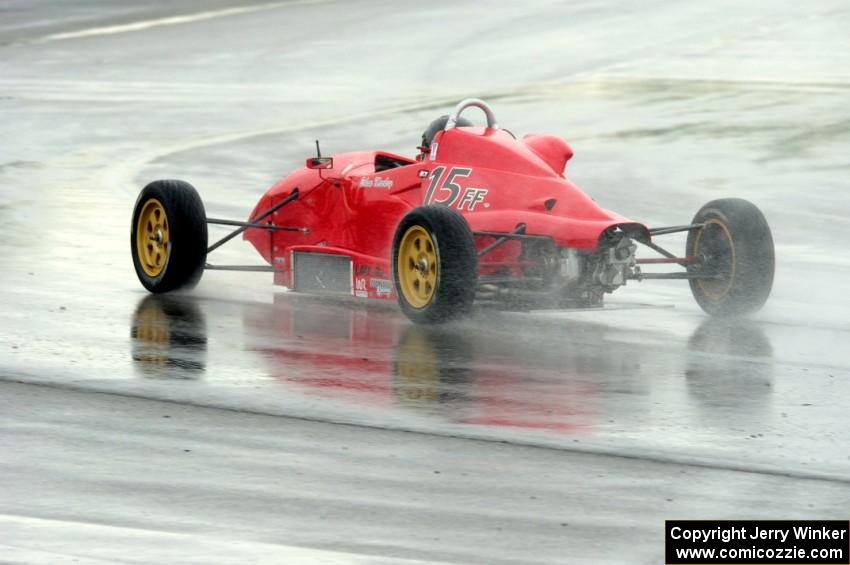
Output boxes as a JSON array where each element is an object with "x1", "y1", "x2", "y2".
[
  {"x1": 131, "y1": 180, "x2": 207, "y2": 293},
  {"x1": 392, "y1": 206, "x2": 477, "y2": 324},
  {"x1": 686, "y1": 198, "x2": 774, "y2": 316}
]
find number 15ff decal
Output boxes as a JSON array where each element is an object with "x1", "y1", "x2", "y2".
[{"x1": 423, "y1": 166, "x2": 489, "y2": 211}]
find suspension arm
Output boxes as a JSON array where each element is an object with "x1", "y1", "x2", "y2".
[
  {"x1": 204, "y1": 264, "x2": 284, "y2": 272},
  {"x1": 640, "y1": 239, "x2": 678, "y2": 259},
  {"x1": 648, "y1": 223, "x2": 704, "y2": 236},
  {"x1": 636, "y1": 256, "x2": 698, "y2": 265},
  {"x1": 207, "y1": 188, "x2": 299, "y2": 253},
  {"x1": 207, "y1": 218, "x2": 307, "y2": 232},
  {"x1": 629, "y1": 271, "x2": 718, "y2": 281},
  {"x1": 476, "y1": 224, "x2": 527, "y2": 258}
]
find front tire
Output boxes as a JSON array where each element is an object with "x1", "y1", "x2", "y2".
[
  {"x1": 686, "y1": 198, "x2": 774, "y2": 316},
  {"x1": 392, "y1": 206, "x2": 477, "y2": 324},
  {"x1": 131, "y1": 180, "x2": 207, "y2": 293}
]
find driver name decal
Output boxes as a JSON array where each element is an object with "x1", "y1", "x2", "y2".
[
  {"x1": 423, "y1": 166, "x2": 488, "y2": 211},
  {"x1": 358, "y1": 176, "x2": 393, "y2": 188}
]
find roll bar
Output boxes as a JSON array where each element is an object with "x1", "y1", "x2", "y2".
[{"x1": 444, "y1": 98, "x2": 499, "y2": 131}]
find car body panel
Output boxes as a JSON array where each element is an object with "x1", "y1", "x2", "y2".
[{"x1": 244, "y1": 126, "x2": 649, "y2": 300}]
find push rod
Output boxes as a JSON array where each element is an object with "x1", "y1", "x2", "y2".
[
  {"x1": 207, "y1": 188, "x2": 299, "y2": 253},
  {"x1": 477, "y1": 224, "x2": 526, "y2": 257},
  {"x1": 472, "y1": 230, "x2": 549, "y2": 241},
  {"x1": 639, "y1": 239, "x2": 678, "y2": 259},
  {"x1": 207, "y1": 218, "x2": 306, "y2": 232}
]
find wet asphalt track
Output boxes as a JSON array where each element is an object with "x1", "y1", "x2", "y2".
[{"x1": 2, "y1": 1, "x2": 850, "y2": 563}]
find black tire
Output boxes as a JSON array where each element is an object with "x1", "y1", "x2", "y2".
[
  {"x1": 131, "y1": 180, "x2": 207, "y2": 293},
  {"x1": 686, "y1": 198, "x2": 774, "y2": 316},
  {"x1": 392, "y1": 205, "x2": 477, "y2": 324}
]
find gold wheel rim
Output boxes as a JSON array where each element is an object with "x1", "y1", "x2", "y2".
[
  {"x1": 397, "y1": 225, "x2": 438, "y2": 309},
  {"x1": 695, "y1": 219, "x2": 736, "y2": 300},
  {"x1": 136, "y1": 198, "x2": 170, "y2": 277}
]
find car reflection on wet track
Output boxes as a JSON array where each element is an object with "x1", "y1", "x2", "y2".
[
  {"x1": 685, "y1": 318, "x2": 774, "y2": 421},
  {"x1": 130, "y1": 293, "x2": 774, "y2": 435},
  {"x1": 131, "y1": 295, "x2": 207, "y2": 378}
]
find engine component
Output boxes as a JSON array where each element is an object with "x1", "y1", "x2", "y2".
[
  {"x1": 558, "y1": 248, "x2": 583, "y2": 285},
  {"x1": 591, "y1": 237, "x2": 636, "y2": 289}
]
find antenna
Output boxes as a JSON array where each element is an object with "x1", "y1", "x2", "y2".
[{"x1": 315, "y1": 139, "x2": 321, "y2": 158}]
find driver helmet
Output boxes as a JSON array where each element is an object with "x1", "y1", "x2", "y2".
[{"x1": 419, "y1": 114, "x2": 474, "y2": 155}]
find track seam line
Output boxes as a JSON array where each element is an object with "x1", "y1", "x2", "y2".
[{"x1": 3, "y1": 376, "x2": 848, "y2": 487}]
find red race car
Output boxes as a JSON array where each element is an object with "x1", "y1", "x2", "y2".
[{"x1": 131, "y1": 99, "x2": 774, "y2": 324}]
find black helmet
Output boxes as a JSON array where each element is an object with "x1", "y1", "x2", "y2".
[{"x1": 420, "y1": 114, "x2": 474, "y2": 151}]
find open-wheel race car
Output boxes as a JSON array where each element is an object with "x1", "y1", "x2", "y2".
[{"x1": 131, "y1": 99, "x2": 775, "y2": 324}]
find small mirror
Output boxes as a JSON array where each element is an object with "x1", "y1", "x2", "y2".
[{"x1": 306, "y1": 157, "x2": 333, "y2": 170}]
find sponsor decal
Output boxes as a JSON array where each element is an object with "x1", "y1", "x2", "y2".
[
  {"x1": 369, "y1": 278, "x2": 393, "y2": 295},
  {"x1": 429, "y1": 142, "x2": 438, "y2": 161},
  {"x1": 274, "y1": 256, "x2": 286, "y2": 264},
  {"x1": 354, "y1": 290, "x2": 368, "y2": 298},
  {"x1": 358, "y1": 176, "x2": 393, "y2": 188},
  {"x1": 423, "y1": 166, "x2": 489, "y2": 211}
]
